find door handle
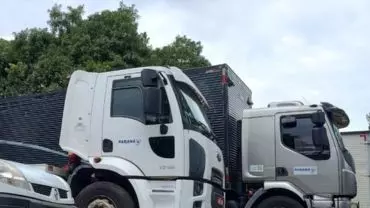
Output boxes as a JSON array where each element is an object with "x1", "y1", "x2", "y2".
[
  {"x1": 102, "y1": 138, "x2": 113, "y2": 153},
  {"x1": 276, "y1": 167, "x2": 288, "y2": 176}
]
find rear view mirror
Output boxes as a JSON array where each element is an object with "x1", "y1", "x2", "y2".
[
  {"x1": 312, "y1": 126, "x2": 329, "y2": 148},
  {"x1": 281, "y1": 116, "x2": 297, "y2": 128},
  {"x1": 311, "y1": 111, "x2": 325, "y2": 126},
  {"x1": 327, "y1": 107, "x2": 350, "y2": 129},
  {"x1": 141, "y1": 69, "x2": 158, "y2": 87},
  {"x1": 143, "y1": 88, "x2": 162, "y2": 115}
]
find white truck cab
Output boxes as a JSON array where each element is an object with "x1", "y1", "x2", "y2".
[
  {"x1": 59, "y1": 66, "x2": 225, "y2": 208},
  {"x1": 0, "y1": 159, "x2": 75, "y2": 207}
]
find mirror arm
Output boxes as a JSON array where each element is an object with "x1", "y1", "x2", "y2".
[
  {"x1": 157, "y1": 85, "x2": 168, "y2": 134},
  {"x1": 158, "y1": 72, "x2": 168, "y2": 85}
]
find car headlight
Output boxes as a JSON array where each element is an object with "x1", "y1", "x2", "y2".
[{"x1": 0, "y1": 160, "x2": 31, "y2": 191}]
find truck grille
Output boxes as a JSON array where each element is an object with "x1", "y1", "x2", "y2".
[
  {"x1": 211, "y1": 168, "x2": 224, "y2": 208},
  {"x1": 211, "y1": 168, "x2": 223, "y2": 186}
]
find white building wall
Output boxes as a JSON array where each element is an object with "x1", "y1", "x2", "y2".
[{"x1": 341, "y1": 131, "x2": 370, "y2": 208}]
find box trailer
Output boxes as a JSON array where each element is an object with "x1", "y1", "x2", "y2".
[{"x1": 183, "y1": 64, "x2": 253, "y2": 193}]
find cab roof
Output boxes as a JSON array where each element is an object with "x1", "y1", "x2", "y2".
[
  {"x1": 71, "y1": 65, "x2": 209, "y2": 107},
  {"x1": 243, "y1": 101, "x2": 350, "y2": 129},
  {"x1": 243, "y1": 103, "x2": 321, "y2": 118}
]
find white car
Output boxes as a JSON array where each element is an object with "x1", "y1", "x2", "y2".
[{"x1": 0, "y1": 158, "x2": 75, "y2": 207}]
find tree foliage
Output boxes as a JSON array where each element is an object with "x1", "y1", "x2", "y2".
[
  {"x1": 148, "y1": 35, "x2": 211, "y2": 68},
  {"x1": 0, "y1": 1, "x2": 211, "y2": 97}
]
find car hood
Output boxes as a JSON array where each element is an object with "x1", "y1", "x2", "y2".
[{"x1": 2, "y1": 159, "x2": 70, "y2": 191}]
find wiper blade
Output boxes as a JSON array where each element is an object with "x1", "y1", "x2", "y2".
[{"x1": 210, "y1": 131, "x2": 217, "y2": 141}]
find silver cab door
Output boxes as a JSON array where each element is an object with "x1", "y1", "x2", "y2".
[{"x1": 275, "y1": 111, "x2": 340, "y2": 195}]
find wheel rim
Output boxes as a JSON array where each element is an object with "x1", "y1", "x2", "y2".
[{"x1": 87, "y1": 195, "x2": 117, "y2": 208}]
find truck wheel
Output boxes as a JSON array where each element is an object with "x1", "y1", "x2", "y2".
[
  {"x1": 75, "y1": 181, "x2": 136, "y2": 208},
  {"x1": 256, "y1": 196, "x2": 303, "y2": 208}
]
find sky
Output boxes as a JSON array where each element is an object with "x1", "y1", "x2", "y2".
[{"x1": 0, "y1": 0, "x2": 369, "y2": 131}]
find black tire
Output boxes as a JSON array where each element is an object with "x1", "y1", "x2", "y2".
[
  {"x1": 256, "y1": 196, "x2": 304, "y2": 208},
  {"x1": 75, "y1": 181, "x2": 136, "y2": 208}
]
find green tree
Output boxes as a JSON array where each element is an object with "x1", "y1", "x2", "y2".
[
  {"x1": 0, "y1": 1, "x2": 211, "y2": 97},
  {"x1": 148, "y1": 35, "x2": 211, "y2": 69},
  {"x1": 0, "y1": 38, "x2": 11, "y2": 77}
]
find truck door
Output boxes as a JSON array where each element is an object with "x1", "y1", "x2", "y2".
[
  {"x1": 275, "y1": 112, "x2": 340, "y2": 195},
  {"x1": 101, "y1": 72, "x2": 184, "y2": 177}
]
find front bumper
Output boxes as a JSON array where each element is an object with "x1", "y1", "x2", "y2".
[
  {"x1": 309, "y1": 195, "x2": 357, "y2": 208},
  {"x1": 0, "y1": 193, "x2": 76, "y2": 208}
]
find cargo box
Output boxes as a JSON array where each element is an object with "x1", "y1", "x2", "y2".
[{"x1": 184, "y1": 64, "x2": 253, "y2": 189}]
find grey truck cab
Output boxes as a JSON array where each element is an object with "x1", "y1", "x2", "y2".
[
  {"x1": 241, "y1": 101, "x2": 357, "y2": 208},
  {"x1": 167, "y1": 64, "x2": 357, "y2": 208}
]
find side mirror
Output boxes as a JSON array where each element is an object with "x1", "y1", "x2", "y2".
[
  {"x1": 311, "y1": 111, "x2": 325, "y2": 126},
  {"x1": 312, "y1": 126, "x2": 329, "y2": 148},
  {"x1": 141, "y1": 69, "x2": 158, "y2": 87},
  {"x1": 281, "y1": 116, "x2": 297, "y2": 128},
  {"x1": 143, "y1": 88, "x2": 162, "y2": 115}
]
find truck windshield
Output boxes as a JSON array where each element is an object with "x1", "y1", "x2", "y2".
[
  {"x1": 176, "y1": 81, "x2": 213, "y2": 138},
  {"x1": 329, "y1": 120, "x2": 356, "y2": 172},
  {"x1": 331, "y1": 124, "x2": 346, "y2": 151}
]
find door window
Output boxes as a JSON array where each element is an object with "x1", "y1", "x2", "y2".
[
  {"x1": 111, "y1": 85, "x2": 144, "y2": 122},
  {"x1": 280, "y1": 115, "x2": 330, "y2": 160},
  {"x1": 110, "y1": 77, "x2": 172, "y2": 124}
]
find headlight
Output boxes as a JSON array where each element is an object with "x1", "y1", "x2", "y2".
[{"x1": 0, "y1": 160, "x2": 31, "y2": 191}]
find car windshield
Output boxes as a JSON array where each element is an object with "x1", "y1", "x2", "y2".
[{"x1": 176, "y1": 82, "x2": 212, "y2": 137}]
